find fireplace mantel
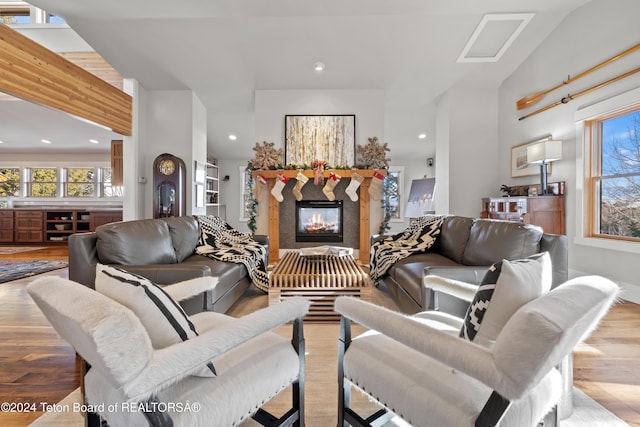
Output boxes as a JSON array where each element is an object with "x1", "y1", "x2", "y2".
[{"x1": 252, "y1": 169, "x2": 386, "y2": 263}]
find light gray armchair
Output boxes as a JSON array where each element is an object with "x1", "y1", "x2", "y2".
[
  {"x1": 28, "y1": 276, "x2": 309, "y2": 427},
  {"x1": 335, "y1": 276, "x2": 619, "y2": 427}
]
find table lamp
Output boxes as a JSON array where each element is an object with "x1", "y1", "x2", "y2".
[{"x1": 527, "y1": 139, "x2": 562, "y2": 195}]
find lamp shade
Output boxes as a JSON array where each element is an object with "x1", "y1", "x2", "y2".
[{"x1": 527, "y1": 140, "x2": 562, "y2": 164}]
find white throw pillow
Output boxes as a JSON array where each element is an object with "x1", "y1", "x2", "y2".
[
  {"x1": 95, "y1": 264, "x2": 216, "y2": 377},
  {"x1": 460, "y1": 252, "x2": 552, "y2": 347}
]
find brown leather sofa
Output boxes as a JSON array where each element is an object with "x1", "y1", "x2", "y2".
[
  {"x1": 375, "y1": 215, "x2": 568, "y2": 315},
  {"x1": 68, "y1": 216, "x2": 269, "y2": 314}
]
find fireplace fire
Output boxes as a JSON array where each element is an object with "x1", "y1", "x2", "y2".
[{"x1": 295, "y1": 200, "x2": 343, "y2": 242}]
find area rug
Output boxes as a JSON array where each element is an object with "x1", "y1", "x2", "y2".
[
  {"x1": 28, "y1": 387, "x2": 630, "y2": 426},
  {"x1": 0, "y1": 246, "x2": 45, "y2": 254},
  {"x1": 0, "y1": 260, "x2": 68, "y2": 284}
]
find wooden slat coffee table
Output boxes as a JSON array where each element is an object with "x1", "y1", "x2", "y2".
[{"x1": 269, "y1": 250, "x2": 372, "y2": 321}]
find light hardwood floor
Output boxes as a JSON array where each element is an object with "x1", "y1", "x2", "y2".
[{"x1": 0, "y1": 246, "x2": 638, "y2": 426}]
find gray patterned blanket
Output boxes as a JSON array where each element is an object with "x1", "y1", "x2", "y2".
[
  {"x1": 195, "y1": 215, "x2": 269, "y2": 292},
  {"x1": 369, "y1": 215, "x2": 445, "y2": 281}
]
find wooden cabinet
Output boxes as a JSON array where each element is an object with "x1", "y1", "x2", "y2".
[
  {"x1": 14, "y1": 210, "x2": 43, "y2": 243},
  {"x1": 481, "y1": 196, "x2": 565, "y2": 235},
  {"x1": 44, "y1": 210, "x2": 93, "y2": 242},
  {"x1": 0, "y1": 209, "x2": 122, "y2": 245},
  {"x1": 90, "y1": 211, "x2": 123, "y2": 230},
  {"x1": 0, "y1": 210, "x2": 13, "y2": 242},
  {"x1": 111, "y1": 139, "x2": 123, "y2": 186}
]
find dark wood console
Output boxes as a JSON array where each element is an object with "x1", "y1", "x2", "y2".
[
  {"x1": 481, "y1": 196, "x2": 565, "y2": 235},
  {"x1": 0, "y1": 209, "x2": 122, "y2": 244}
]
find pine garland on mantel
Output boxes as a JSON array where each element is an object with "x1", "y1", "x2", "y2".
[{"x1": 247, "y1": 136, "x2": 393, "y2": 234}]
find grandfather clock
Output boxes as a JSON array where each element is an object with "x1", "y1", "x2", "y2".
[{"x1": 153, "y1": 153, "x2": 186, "y2": 218}]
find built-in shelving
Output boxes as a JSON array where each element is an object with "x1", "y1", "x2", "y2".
[
  {"x1": 0, "y1": 209, "x2": 122, "y2": 244},
  {"x1": 206, "y1": 162, "x2": 225, "y2": 218}
]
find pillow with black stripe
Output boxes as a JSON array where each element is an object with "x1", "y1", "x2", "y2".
[
  {"x1": 95, "y1": 264, "x2": 216, "y2": 377},
  {"x1": 459, "y1": 252, "x2": 552, "y2": 347}
]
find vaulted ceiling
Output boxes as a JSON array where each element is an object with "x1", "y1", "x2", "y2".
[{"x1": 3, "y1": 0, "x2": 594, "y2": 158}]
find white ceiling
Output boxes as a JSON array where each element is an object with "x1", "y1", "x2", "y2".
[{"x1": 2, "y1": 0, "x2": 593, "y2": 159}]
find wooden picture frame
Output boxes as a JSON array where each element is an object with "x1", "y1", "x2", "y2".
[
  {"x1": 284, "y1": 114, "x2": 355, "y2": 166},
  {"x1": 511, "y1": 138, "x2": 553, "y2": 177}
]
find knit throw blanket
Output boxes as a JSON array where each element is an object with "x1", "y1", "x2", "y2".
[
  {"x1": 195, "y1": 215, "x2": 270, "y2": 292},
  {"x1": 369, "y1": 214, "x2": 446, "y2": 281}
]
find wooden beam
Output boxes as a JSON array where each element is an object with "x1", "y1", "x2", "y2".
[{"x1": 0, "y1": 23, "x2": 132, "y2": 135}]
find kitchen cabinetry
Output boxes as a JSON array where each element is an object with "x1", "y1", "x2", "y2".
[
  {"x1": 90, "y1": 211, "x2": 123, "y2": 230},
  {"x1": 14, "y1": 210, "x2": 44, "y2": 243},
  {"x1": 0, "y1": 210, "x2": 13, "y2": 242},
  {"x1": 481, "y1": 196, "x2": 565, "y2": 235},
  {"x1": 0, "y1": 209, "x2": 123, "y2": 244}
]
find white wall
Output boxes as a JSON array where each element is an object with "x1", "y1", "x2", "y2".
[
  {"x1": 435, "y1": 87, "x2": 499, "y2": 217},
  {"x1": 191, "y1": 94, "x2": 208, "y2": 216},
  {"x1": 137, "y1": 90, "x2": 207, "y2": 218},
  {"x1": 218, "y1": 89, "x2": 386, "y2": 235},
  {"x1": 499, "y1": 0, "x2": 640, "y2": 302}
]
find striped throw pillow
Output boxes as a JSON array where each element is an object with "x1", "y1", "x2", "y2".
[{"x1": 95, "y1": 264, "x2": 216, "y2": 377}]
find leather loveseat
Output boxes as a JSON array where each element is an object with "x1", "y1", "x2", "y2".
[
  {"x1": 374, "y1": 215, "x2": 568, "y2": 315},
  {"x1": 68, "y1": 216, "x2": 269, "y2": 314}
]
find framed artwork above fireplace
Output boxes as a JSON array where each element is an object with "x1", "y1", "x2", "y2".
[{"x1": 284, "y1": 115, "x2": 355, "y2": 166}]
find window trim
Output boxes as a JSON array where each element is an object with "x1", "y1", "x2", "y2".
[
  {"x1": 27, "y1": 167, "x2": 59, "y2": 198},
  {"x1": 0, "y1": 165, "x2": 120, "y2": 200},
  {"x1": 387, "y1": 166, "x2": 405, "y2": 222},
  {"x1": 575, "y1": 85, "x2": 640, "y2": 254}
]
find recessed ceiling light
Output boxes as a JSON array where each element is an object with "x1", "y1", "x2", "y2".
[
  {"x1": 228, "y1": 134, "x2": 237, "y2": 141},
  {"x1": 41, "y1": 139, "x2": 51, "y2": 144},
  {"x1": 0, "y1": 140, "x2": 3, "y2": 144},
  {"x1": 418, "y1": 133, "x2": 427, "y2": 139},
  {"x1": 89, "y1": 139, "x2": 99, "y2": 144},
  {"x1": 312, "y1": 62, "x2": 325, "y2": 72}
]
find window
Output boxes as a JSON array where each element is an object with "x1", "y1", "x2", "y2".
[
  {"x1": 0, "y1": 3, "x2": 30, "y2": 24},
  {"x1": 4, "y1": 166, "x2": 119, "y2": 199},
  {"x1": 65, "y1": 168, "x2": 95, "y2": 197},
  {"x1": 46, "y1": 14, "x2": 65, "y2": 24},
  {"x1": 385, "y1": 168, "x2": 404, "y2": 221},
  {"x1": 0, "y1": 167, "x2": 20, "y2": 197},
  {"x1": 0, "y1": 3, "x2": 66, "y2": 24},
  {"x1": 586, "y1": 106, "x2": 640, "y2": 241},
  {"x1": 28, "y1": 168, "x2": 58, "y2": 197},
  {"x1": 101, "y1": 168, "x2": 122, "y2": 197}
]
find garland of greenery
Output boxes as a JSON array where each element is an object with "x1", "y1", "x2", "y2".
[
  {"x1": 245, "y1": 167, "x2": 394, "y2": 235},
  {"x1": 245, "y1": 172, "x2": 258, "y2": 233},
  {"x1": 248, "y1": 134, "x2": 394, "y2": 234},
  {"x1": 378, "y1": 174, "x2": 394, "y2": 234}
]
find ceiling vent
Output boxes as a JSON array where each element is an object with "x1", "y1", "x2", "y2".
[{"x1": 457, "y1": 13, "x2": 534, "y2": 63}]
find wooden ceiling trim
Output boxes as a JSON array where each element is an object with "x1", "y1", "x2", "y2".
[
  {"x1": 0, "y1": 23, "x2": 132, "y2": 135},
  {"x1": 1, "y1": 31, "x2": 130, "y2": 116},
  {"x1": 59, "y1": 52, "x2": 124, "y2": 91},
  {"x1": 0, "y1": 50, "x2": 131, "y2": 124},
  {"x1": 0, "y1": 69, "x2": 131, "y2": 133}
]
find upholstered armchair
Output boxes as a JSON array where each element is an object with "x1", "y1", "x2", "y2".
[
  {"x1": 28, "y1": 275, "x2": 309, "y2": 427},
  {"x1": 335, "y1": 275, "x2": 619, "y2": 427}
]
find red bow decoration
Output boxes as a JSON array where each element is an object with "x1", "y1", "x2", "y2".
[{"x1": 312, "y1": 159, "x2": 326, "y2": 185}]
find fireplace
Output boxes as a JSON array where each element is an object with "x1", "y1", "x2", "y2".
[{"x1": 295, "y1": 200, "x2": 343, "y2": 242}]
